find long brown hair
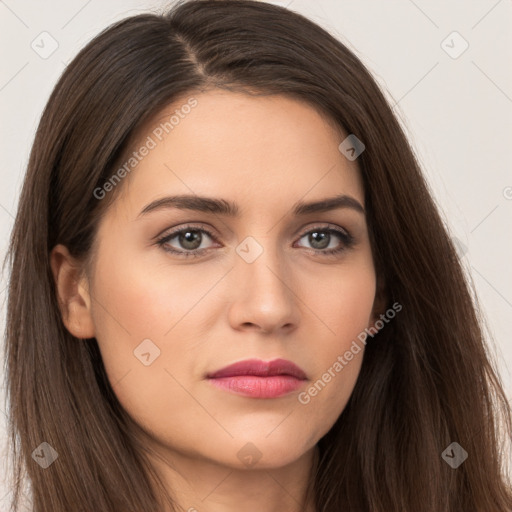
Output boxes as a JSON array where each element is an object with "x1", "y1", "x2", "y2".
[{"x1": 4, "y1": 1, "x2": 511, "y2": 510}]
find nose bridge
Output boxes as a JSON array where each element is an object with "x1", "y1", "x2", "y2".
[
  {"x1": 238, "y1": 234, "x2": 288, "y2": 293},
  {"x1": 229, "y1": 233, "x2": 298, "y2": 332}
]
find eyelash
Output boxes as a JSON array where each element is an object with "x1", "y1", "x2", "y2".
[{"x1": 155, "y1": 223, "x2": 355, "y2": 259}]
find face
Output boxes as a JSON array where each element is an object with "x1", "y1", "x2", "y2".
[{"x1": 58, "y1": 89, "x2": 379, "y2": 471}]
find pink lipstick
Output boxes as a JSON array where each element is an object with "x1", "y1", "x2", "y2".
[{"x1": 206, "y1": 358, "x2": 307, "y2": 398}]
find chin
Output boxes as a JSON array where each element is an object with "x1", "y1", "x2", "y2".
[{"x1": 216, "y1": 436, "x2": 314, "y2": 471}]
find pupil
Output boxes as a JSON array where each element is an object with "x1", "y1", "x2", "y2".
[
  {"x1": 180, "y1": 230, "x2": 201, "y2": 250},
  {"x1": 310, "y1": 231, "x2": 329, "y2": 249}
]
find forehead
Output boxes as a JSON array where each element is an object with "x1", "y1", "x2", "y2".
[{"x1": 107, "y1": 89, "x2": 364, "y2": 220}]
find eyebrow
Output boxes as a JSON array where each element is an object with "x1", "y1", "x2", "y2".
[{"x1": 137, "y1": 193, "x2": 365, "y2": 218}]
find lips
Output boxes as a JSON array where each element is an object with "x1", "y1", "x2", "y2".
[
  {"x1": 206, "y1": 358, "x2": 307, "y2": 380},
  {"x1": 206, "y1": 358, "x2": 308, "y2": 399}
]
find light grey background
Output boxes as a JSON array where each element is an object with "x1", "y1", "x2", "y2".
[{"x1": 1, "y1": 0, "x2": 511, "y2": 507}]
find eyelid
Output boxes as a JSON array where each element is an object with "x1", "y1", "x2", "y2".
[
  {"x1": 297, "y1": 222, "x2": 350, "y2": 237},
  {"x1": 153, "y1": 222, "x2": 219, "y2": 242},
  {"x1": 155, "y1": 222, "x2": 355, "y2": 257},
  {"x1": 156, "y1": 222, "x2": 350, "y2": 240}
]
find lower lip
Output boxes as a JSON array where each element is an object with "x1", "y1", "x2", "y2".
[{"x1": 207, "y1": 375, "x2": 305, "y2": 398}]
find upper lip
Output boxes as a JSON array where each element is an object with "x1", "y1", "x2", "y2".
[{"x1": 207, "y1": 358, "x2": 307, "y2": 380}]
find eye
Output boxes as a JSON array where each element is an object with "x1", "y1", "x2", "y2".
[
  {"x1": 294, "y1": 225, "x2": 355, "y2": 256},
  {"x1": 156, "y1": 225, "x2": 218, "y2": 258},
  {"x1": 156, "y1": 223, "x2": 355, "y2": 259}
]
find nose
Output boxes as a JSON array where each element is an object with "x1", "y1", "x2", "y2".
[{"x1": 227, "y1": 240, "x2": 299, "y2": 335}]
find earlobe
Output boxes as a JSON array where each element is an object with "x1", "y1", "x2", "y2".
[{"x1": 50, "y1": 244, "x2": 96, "y2": 339}]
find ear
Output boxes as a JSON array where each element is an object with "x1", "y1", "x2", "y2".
[{"x1": 50, "y1": 244, "x2": 95, "y2": 339}]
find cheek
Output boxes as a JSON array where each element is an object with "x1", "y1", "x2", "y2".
[
  {"x1": 295, "y1": 259, "x2": 375, "y2": 436},
  {"x1": 298, "y1": 354, "x2": 363, "y2": 448},
  {"x1": 86, "y1": 246, "x2": 176, "y2": 387},
  {"x1": 89, "y1": 236, "x2": 193, "y2": 341},
  {"x1": 87, "y1": 244, "x2": 219, "y2": 418},
  {"x1": 87, "y1": 253, "x2": 206, "y2": 436},
  {"x1": 305, "y1": 255, "x2": 376, "y2": 351}
]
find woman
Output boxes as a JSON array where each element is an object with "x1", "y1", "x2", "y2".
[{"x1": 4, "y1": 0, "x2": 511, "y2": 510}]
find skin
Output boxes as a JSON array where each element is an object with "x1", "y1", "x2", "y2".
[{"x1": 51, "y1": 90, "x2": 383, "y2": 512}]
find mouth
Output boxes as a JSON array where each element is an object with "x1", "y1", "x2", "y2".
[{"x1": 206, "y1": 358, "x2": 308, "y2": 399}]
